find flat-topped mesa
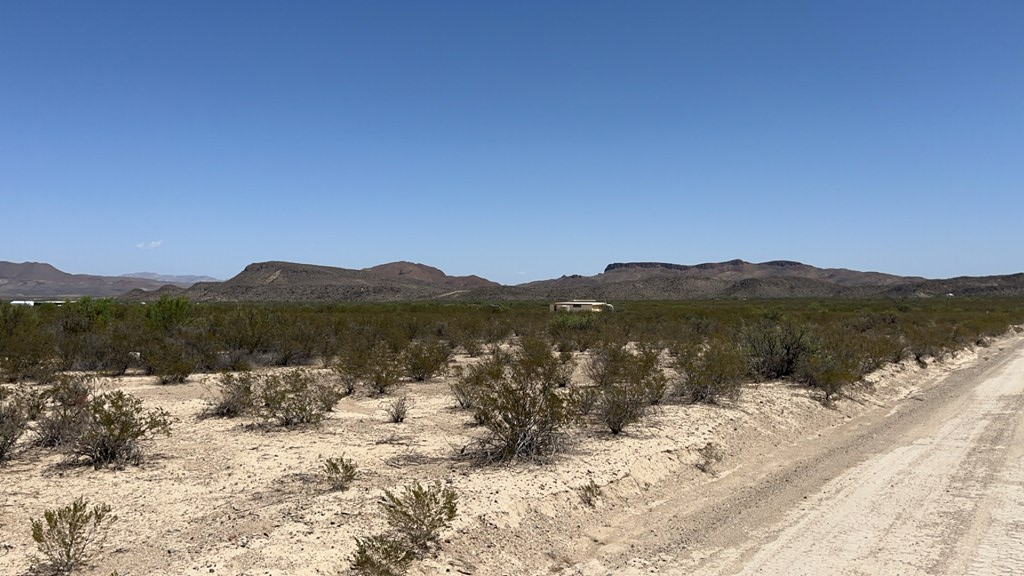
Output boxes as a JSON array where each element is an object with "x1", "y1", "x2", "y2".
[{"x1": 605, "y1": 259, "x2": 764, "y2": 273}]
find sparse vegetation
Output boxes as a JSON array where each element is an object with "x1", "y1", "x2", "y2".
[
  {"x1": 351, "y1": 481, "x2": 458, "y2": 576},
  {"x1": 673, "y1": 336, "x2": 747, "y2": 404},
  {"x1": 208, "y1": 372, "x2": 256, "y2": 418},
  {"x1": 695, "y1": 441, "x2": 724, "y2": 475},
  {"x1": 380, "y1": 481, "x2": 458, "y2": 553},
  {"x1": 577, "y1": 479, "x2": 602, "y2": 507},
  {"x1": 35, "y1": 376, "x2": 93, "y2": 449},
  {"x1": 67, "y1": 390, "x2": 174, "y2": 469},
  {"x1": 383, "y1": 395, "x2": 409, "y2": 423},
  {"x1": 30, "y1": 497, "x2": 117, "y2": 574},
  {"x1": 470, "y1": 341, "x2": 576, "y2": 462},
  {"x1": 403, "y1": 340, "x2": 452, "y2": 382},
  {"x1": 254, "y1": 370, "x2": 340, "y2": 427},
  {"x1": 323, "y1": 454, "x2": 358, "y2": 491},
  {"x1": 0, "y1": 402, "x2": 27, "y2": 462}
]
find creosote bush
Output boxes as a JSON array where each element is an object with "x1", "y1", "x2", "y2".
[
  {"x1": 585, "y1": 342, "x2": 666, "y2": 434},
  {"x1": 673, "y1": 337, "x2": 747, "y2": 404},
  {"x1": 351, "y1": 534, "x2": 413, "y2": 576},
  {"x1": 68, "y1": 390, "x2": 174, "y2": 469},
  {"x1": 743, "y1": 319, "x2": 811, "y2": 380},
  {"x1": 402, "y1": 340, "x2": 452, "y2": 382},
  {"x1": 0, "y1": 401, "x2": 27, "y2": 463},
  {"x1": 797, "y1": 330, "x2": 862, "y2": 406},
  {"x1": 254, "y1": 370, "x2": 341, "y2": 427},
  {"x1": 30, "y1": 496, "x2": 117, "y2": 575},
  {"x1": 208, "y1": 372, "x2": 256, "y2": 418},
  {"x1": 352, "y1": 481, "x2": 458, "y2": 576},
  {"x1": 380, "y1": 481, "x2": 458, "y2": 552},
  {"x1": 323, "y1": 454, "x2": 358, "y2": 491},
  {"x1": 470, "y1": 341, "x2": 576, "y2": 462},
  {"x1": 36, "y1": 376, "x2": 93, "y2": 449}
]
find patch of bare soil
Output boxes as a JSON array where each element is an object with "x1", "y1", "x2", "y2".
[{"x1": 2, "y1": 332, "x2": 1022, "y2": 576}]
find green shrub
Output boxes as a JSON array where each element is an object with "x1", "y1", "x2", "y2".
[
  {"x1": 743, "y1": 319, "x2": 811, "y2": 380},
  {"x1": 255, "y1": 370, "x2": 340, "y2": 427},
  {"x1": 403, "y1": 340, "x2": 452, "y2": 382},
  {"x1": 595, "y1": 381, "x2": 649, "y2": 434},
  {"x1": 673, "y1": 337, "x2": 747, "y2": 404},
  {"x1": 208, "y1": 372, "x2": 257, "y2": 418},
  {"x1": 30, "y1": 496, "x2": 117, "y2": 574},
  {"x1": 323, "y1": 454, "x2": 358, "y2": 491},
  {"x1": 380, "y1": 481, "x2": 458, "y2": 553},
  {"x1": 797, "y1": 332, "x2": 862, "y2": 405},
  {"x1": 351, "y1": 534, "x2": 413, "y2": 576},
  {"x1": 448, "y1": 352, "x2": 509, "y2": 412},
  {"x1": 365, "y1": 342, "x2": 404, "y2": 396},
  {"x1": 67, "y1": 390, "x2": 173, "y2": 469},
  {"x1": 142, "y1": 338, "x2": 197, "y2": 384},
  {"x1": 0, "y1": 402, "x2": 27, "y2": 462},
  {"x1": 351, "y1": 481, "x2": 458, "y2": 576},
  {"x1": 471, "y1": 342, "x2": 575, "y2": 461}
]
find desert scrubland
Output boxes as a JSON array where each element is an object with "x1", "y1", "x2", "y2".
[{"x1": 2, "y1": 298, "x2": 1024, "y2": 575}]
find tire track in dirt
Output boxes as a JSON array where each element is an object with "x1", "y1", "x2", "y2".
[{"x1": 720, "y1": 345, "x2": 1024, "y2": 576}]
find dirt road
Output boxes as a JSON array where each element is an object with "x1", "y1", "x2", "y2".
[{"x1": 570, "y1": 338, "x2": 1024, "y2": 576}]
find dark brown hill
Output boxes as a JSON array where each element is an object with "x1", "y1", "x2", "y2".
[
  {"x1": 602, "y1": 260, "x2": 918, "y2": 287},
  {"x1": 172, "y1": 261, "x2": 500, "y2": 303},
  {"x1": 365, "y1": 261, "x2": 499, "y2": 290}
]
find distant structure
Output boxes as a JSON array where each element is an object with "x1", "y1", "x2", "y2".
[{"x1": 549, "y1": 300, "x2": 614, "y2": 313}]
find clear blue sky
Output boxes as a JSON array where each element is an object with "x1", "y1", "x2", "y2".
[{"x1": 2, "y1": 1, "x2": 1021, "y2": 284}]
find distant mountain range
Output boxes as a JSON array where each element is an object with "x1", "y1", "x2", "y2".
[
  {"x1": 120, "y1": 272, "x2": 220, "y2": 284},
  {"x1": 0, "y1": 261, "x2": 211, "y2": 299},
  {"x1": 4, "y1": 259, "x2": 1024, "y2": 302}
]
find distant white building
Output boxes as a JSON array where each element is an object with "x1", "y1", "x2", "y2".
[{"x1": 549, "y1": 300, "x2": 614, "y2": 313}]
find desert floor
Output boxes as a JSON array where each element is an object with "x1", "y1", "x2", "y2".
[{"x1": 3, "y1": 331, "x2": 1023, "y2": 576}]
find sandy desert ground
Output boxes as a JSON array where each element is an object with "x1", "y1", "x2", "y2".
[{"x1": 2, "y1": 330, "x2": 1023, "y2": 576}]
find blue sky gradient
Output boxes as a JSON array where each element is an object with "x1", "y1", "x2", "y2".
[{"x1": 2, "y1": 2, "x2": 1022, "y2": 284}]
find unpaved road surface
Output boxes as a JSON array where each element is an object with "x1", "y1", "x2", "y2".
[{"x1": 571, "y1": 339, "x2": 1024, "y2": 576}]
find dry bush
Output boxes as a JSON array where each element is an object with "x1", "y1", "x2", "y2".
[
  {"x1": 30, "y1": 496, "x2": 117, "y2": 574},
  {"x1": 695, "y1": 442, "x2": 724, "y2": 475},
  {"x1": 577, "y1": 480, "x2": 602, "y2": 507},
  {"x1": 383, "y1": 395, "x2": 409, "y2": 423}
]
